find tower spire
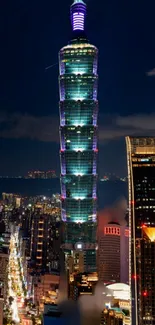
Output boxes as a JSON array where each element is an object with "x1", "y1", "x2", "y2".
[{"x1": 70, "y1": 0, "x2": 87, "y2": 32}]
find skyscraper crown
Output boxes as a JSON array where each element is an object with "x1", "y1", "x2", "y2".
[{"x1": 70, "y1": 0, "x2": 87, "y2": 32}]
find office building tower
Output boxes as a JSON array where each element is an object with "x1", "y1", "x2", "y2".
[
  {"x1": 98, "y1": 222, "x2": 121, "y2": 284},
  {"x1": 29, "y1": 210, "x2": 61, "y2": 273},
  {"x1": 20, "y1": 208, "x2": 32, "y2": 238},
  {"x1": 59, "y1": 0, "x2": 98, "y2": 273},
  {"x1": 48, "y1": 218, "x2": 61, "y2": 273},
  {"x1": 97, "y1": 206, "x2": 129, "y2": 285},
  {"x1": 137, "y1": 226, "x2": 155, "y2": 325},
  {"x1": 30, "y1": 211, "x2": 50, "y2": 271},
  {"x1": 126, "y1": 136, "x2": 155, "y2": 325}
]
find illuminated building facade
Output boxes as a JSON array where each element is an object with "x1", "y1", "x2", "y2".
[
  {"x1": 68, "y1": 272, "x2": 98, "y2": 300},
  {"x1": 59, "y1": 0, "x2": 98, "y2": 272},
  {"x1": 100, "y1": 308, "x2": 130, "y2": 325},
  {"x1": 0, "y1": 246, "x2": 9, "y2": 303},
  {"x1": 100, "y1": 283, "x2": 130, "y2": 325},
  {"x1": 126, "y1": 137, "x2": 155, "y2": 325},
  {"x1": 97, "y1": 222, "x2": 121, "y2": 284},
  {"x1": 29, "y1": 211, "x2": 61, "y2": 273},
  {"x1": 30, "y1": 212, "x2": 50, "y2": 271},
  {"x1": 137, "y1": 227, "x2": 155, "y2": 325},
  {"x1": 33, "y1": 274, "x2": 59, "y2": 312}
]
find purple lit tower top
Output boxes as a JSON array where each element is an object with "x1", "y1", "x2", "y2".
[{"x1": 70, "y1": 0, "x2": 87, "y2": 31}]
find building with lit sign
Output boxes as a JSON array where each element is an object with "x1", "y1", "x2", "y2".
[
  {"x1": 126, "y1": 137, "x2": 155, "y2": 325},
  {"x1": 98, "y1": 222, "x2": 121, "y2": 284},
  {"x1": 59, "y1": 0, "x2": 98, "y2": 272}
]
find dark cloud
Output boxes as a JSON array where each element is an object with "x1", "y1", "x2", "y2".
[
  {"x1": 0, "y1": 113, "x2": 59, "y2": 142},
  {"x1": 116, "y1": 114, "x2": 155, "y2": 130},
  {"x1": 99, "y1": 114, "x2": 155, "y2": 141},
  {"x1": 146, "y1": 68, "x2": 155, "y2": 77}
]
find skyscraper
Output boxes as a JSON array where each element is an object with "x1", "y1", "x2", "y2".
[
  {"x1": 138, "y1": 226, "x2": 155, "y2": 325},
  {"x1": 98, "y1": 221, "x2": 121, "y2": 284},
  {"x1": 126, "y1": 137, "x2": 155, "y2": 325},
  {"x1": 59, "y1": 0, "x2": 98, "y2": 272},
  {"x1": 30, "y1": 211, "x2": 50, "y2": 271},
  {"x1": 97, "y1": 203, "x2": 129, "y2": 285}
]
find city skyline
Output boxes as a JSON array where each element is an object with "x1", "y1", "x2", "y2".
[{"x1": 1, "y1": 0, "x2": 155, "y2": 177}]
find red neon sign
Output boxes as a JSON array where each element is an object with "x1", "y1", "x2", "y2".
[{"x1": 104, "y1": 226, "x2": 120, "y2": 236}]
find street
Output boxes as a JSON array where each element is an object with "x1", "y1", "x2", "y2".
[{"x1": 8, "y1": 232, "x2": 26, "y2": 323}]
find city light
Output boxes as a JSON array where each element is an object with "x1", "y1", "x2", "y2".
[
  {"x1": 73, "y1": 13, "x2": 85, "y2": 31},
  {"x1": 73, "y1": 196, "x2": 85, "y2": 200},
  {"x1": 8, "y1": 233, "x2": 27, "y2": 324},
  {"x1": 70, "y1": 0, "x2": 86, "y2": 32},
  {"x1": 73, "y1": 122, "x2": 85, "y2": 126},
  {"x1": 74, "y1": 172, "x2": 84, "y2": 176},
  {"x1": 74, "y1": 148, "x2": 84, "y2": 152}
]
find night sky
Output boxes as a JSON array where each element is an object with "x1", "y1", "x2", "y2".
[{"x1": 1, "y1": 0, "x2": 155, "y2": 177}]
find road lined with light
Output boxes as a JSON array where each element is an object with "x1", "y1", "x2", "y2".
[{"x1": 8, "y1": 232, "x2": 25, "y2": 323}]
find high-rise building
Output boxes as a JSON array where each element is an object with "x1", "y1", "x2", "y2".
[
  {"x1": 137, "y1": 226, "x2": 155, "y2": 325},
  {"x1": 20, "y1": 208, "x2": 32, "y2": 238},
  {"x1": 126, "y1": 136, "x2": 155, "y2": 325},
  {"x1": 29, "y1": 210, "x2": 61, "y2": 273},
  {"x1": 97, "y1": 207, "x2": 129, "y2": 285},
  {"x1": 59, "y1": 0, "x2": 98, "y2": 273},
  {"x1": 98, "y1": 222, "x2": 121, "y2": 284},
  {"x1": 30, "y1": 211, "x2": 50, "y2": 271}
]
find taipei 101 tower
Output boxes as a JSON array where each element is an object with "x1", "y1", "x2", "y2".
[{"x1": 59, "y1": 0, "x2": 98, "y2": 273}]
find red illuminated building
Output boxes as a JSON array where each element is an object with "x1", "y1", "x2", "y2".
[{"x1": 97, "y1": 208, "x2": 129, "y2": 284}]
